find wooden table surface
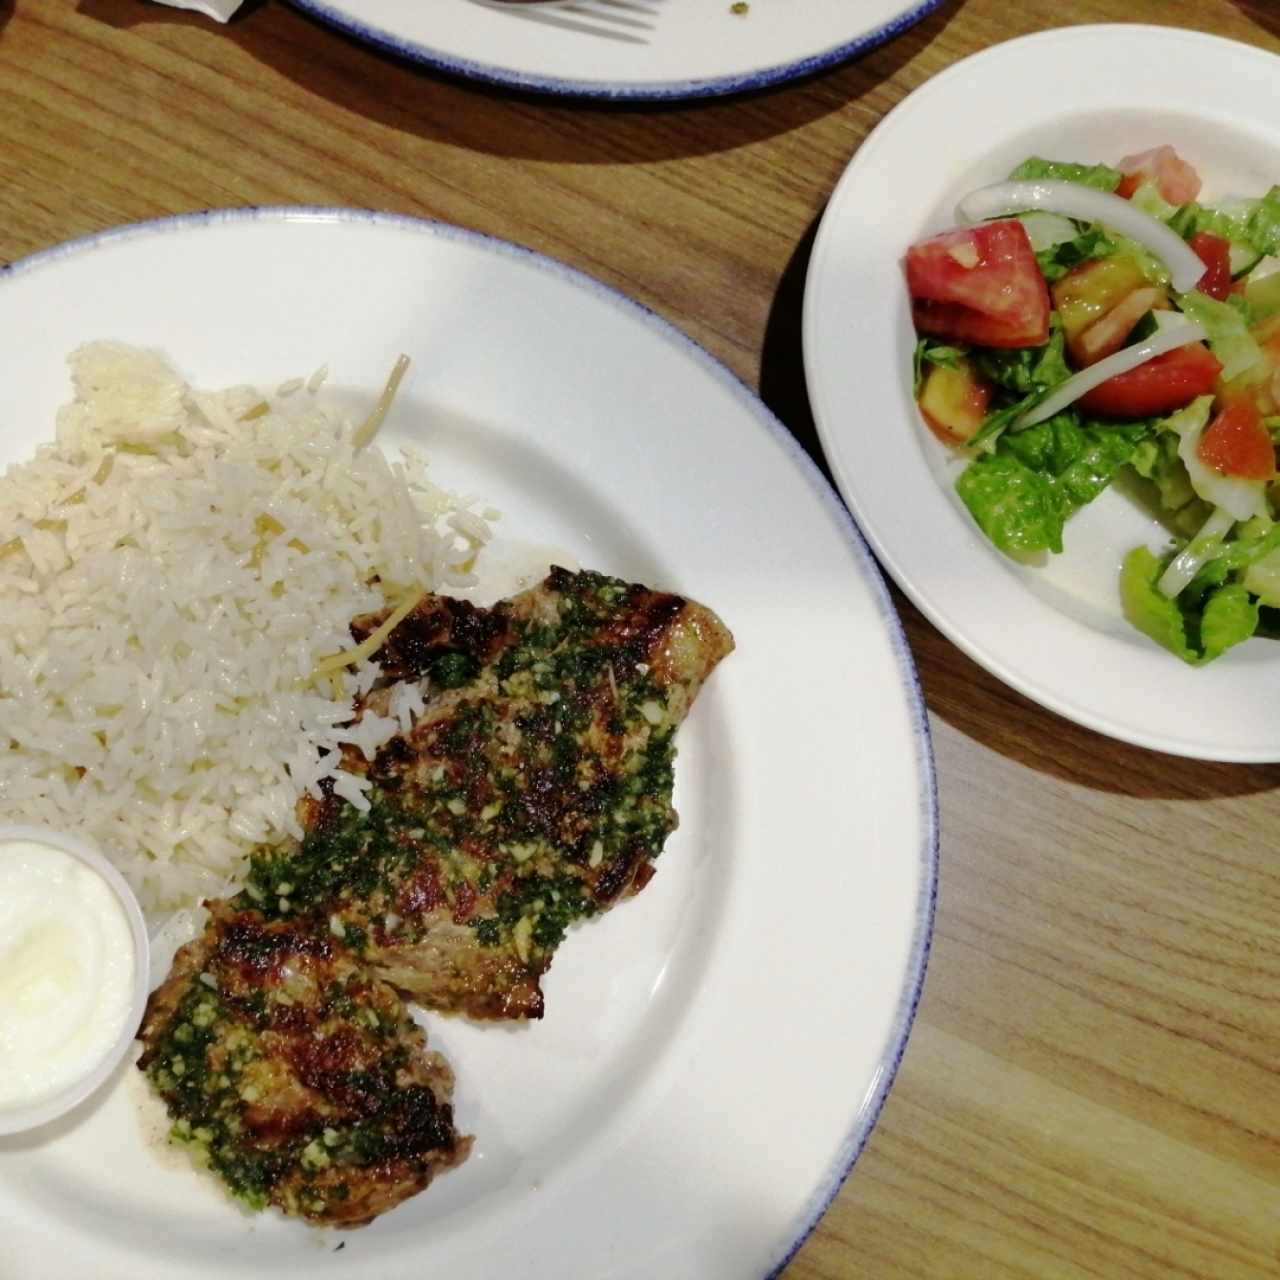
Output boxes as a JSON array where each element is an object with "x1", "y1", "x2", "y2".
[{"x1": 5, "y1": 0, "x2": 1280, "y2": 1275}]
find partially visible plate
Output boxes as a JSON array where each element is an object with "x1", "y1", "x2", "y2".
[
  {"x1": 805, "y1": 24, "x2": 1280, "y2": 762},
  {"x1": 0, "y1": 209, "x2": 935, "y2": 1277},
  {"x1": 287, "y1": 0, "x2": 943, "y2": 100}
]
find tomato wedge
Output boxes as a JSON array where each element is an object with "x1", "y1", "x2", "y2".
[
  {"x1": 1077, "y1": 343, "x2": 1222, "y2": 418},
  {"x1": 905, "y1": 220, "x2": 1050, "y2": 348},
  {"x1": 1115, "y1": 146, "x2": 1202, "y2": 204},
  {"x1": 1197, "y1": 397, "x2": 1276, "y2": 481},
  {"x1": 1189, "y1": 232, "x2": 1233, "y2": 302}
]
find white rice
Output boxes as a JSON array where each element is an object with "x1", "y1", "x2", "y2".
[{"x1": 0, "y1": 342, "x2": 493, "y2": 921}]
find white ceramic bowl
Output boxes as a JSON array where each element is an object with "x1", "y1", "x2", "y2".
[
  {"x1": 805, "y1": 24, "x2": 1280, "y2": 760},
  {"x1": 0, "y1": 824, "x2": 150, "y2": 1136}
]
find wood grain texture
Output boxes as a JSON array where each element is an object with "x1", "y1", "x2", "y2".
[{"x1": 4, "y1": 0, "x2": 1280, "y2": 1275}]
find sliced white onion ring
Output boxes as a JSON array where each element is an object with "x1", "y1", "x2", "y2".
[
  {"x1": 1014, "y1": 322, "x2": 1208, "y2": 429},
  {"x1": 957, "y1": 180, "x2": 1206, "y2": 293},
  {"x1": 1157, "y1": 505, "x2": 1236, "y2": 599}
]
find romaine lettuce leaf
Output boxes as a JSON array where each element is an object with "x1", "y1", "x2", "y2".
[
  {"x1": 1244, "y1": 544, "x2": 1280, "y2": 605},
  {"x1": 1175, "y1": 289, "x2": 1263, "y2": 381},
  {"x1": 1246, "y1": 272, "x2": 1280, "y2": 323},
  {"x1": 1199, "y1": 584, "x2": 1260, "y2": 660},
  {"x1": 1129, "y1": 430, "x2": 1207, "y2": 534},
  {"x1": 966, "y1": 393, "x2": 1041, "y2": 454},
  {"x1": 1114, "y1": 235, "x2": 1172, "y2": 287},
  {"x1": 1247, "y1": 187, "x2": 1280, "y2": 258},
  {"x1": 912, "y1": 336, "x2": 969, "y2": 394},
  {"x1": 1120, "y1": 545, "x2": 1259, "y2": 664},
  {"x1": 956, "y1": 450, "x2": 1060, "y2": 554},
  {"x1": 1169, "y1": 200, "x2": 1252, "y2": 245},
  {"x1": 1199, "y1": 521, "x2": 1280, "y2": 603},
  {"x1": 964, "y1": 319, "x2": 1074, "y2": 452},
  {"x1": 957, "y1": 413, "x2": 1149, "y2": 555},
  {"x1": 1008, "y1": 157, "x2": 1122, "y2": 192},
  {"x1": 1168, "y1": 188, "x2": 1280, "y2": 259},
  {"x1": 1227, "y1": 292, "x2": 1255, "y2": 327},
  {"x1": 1035, "y1": 225, "x2": 1118, "y2": 283},
  {"x1": 973, "y1": 317, "x2": 1072, "y2": 396}
]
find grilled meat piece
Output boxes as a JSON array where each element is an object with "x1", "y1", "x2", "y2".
[
  {"x1": 242, "y1": 567, "x2": 733, "y2": 1020},
  {"x1": 139, "y1": 567, "x2": 730, "y2": 1227},
  {"x1": 138, "y1": 902, "x2": 470, "y2": 1227}
]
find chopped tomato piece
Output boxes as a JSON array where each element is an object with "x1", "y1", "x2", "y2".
[
  {"x1": 1189, "y1": 232, "x2": 1233, "y2": 301},
  {"x1": 1051, "y1": 256, "x2": 1150, "y2": 356},
  {"x1": 917, "y1": 358, "x2": 992, "y2": 446},
  {"x1": 1074, "y1": 286, "x2": 1167, "y2": 367},
  {"x1": 1197, "y1": 397, "x2": 1275, "y2": 481},
  {"x1": 905, "y1": 220, "x2": 1050, "y2": 348},
  {"x1": 1078, "y1": 343, "x2": 1222, "y2": 418},
  {"x1": 1115, "y1": 145, "x2": 1202, "y2": 204}
]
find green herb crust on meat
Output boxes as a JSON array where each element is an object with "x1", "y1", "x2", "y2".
[
  {"x1": 242, "y1": 566, "x2": 735, "y2": 1019},
  {"x1": 139, "y1": 567, "x2": 732, "y2": 1225},
  {"x1": 138, "y1": 904, "x2": 470, "y2": 1227}
]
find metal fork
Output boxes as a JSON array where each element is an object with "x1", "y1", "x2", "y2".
[{"x1": 472, "y1": 0, "x2": 663, "y2": 45}]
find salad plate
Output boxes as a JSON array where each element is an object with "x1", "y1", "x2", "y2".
[
  {"x1": 0, "y1": 209, "x2": 936, "y2": 1278},
  {"x1": 805, "y1": 24, "x2": 1280, "y2": 762},
  {"x1": 286, "y1": 0, "x2": 943, "y2": 100}
]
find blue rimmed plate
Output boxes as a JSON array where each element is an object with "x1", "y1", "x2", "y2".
[
  {"x1": 287, "y1": 0, "x2": 943, "y2": 100},
  {"x1": 0, "y1": 208, "x2": 935, "y2": 1276}
]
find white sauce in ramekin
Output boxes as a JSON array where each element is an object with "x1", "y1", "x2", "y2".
[{"x1": 0, "y1": 837, "x2": 137, "y2": 1113}]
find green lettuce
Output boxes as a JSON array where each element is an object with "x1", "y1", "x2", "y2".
[
  {"x1": 1247, "y1": 186, "x2": 1280, "y2": 257},
  {"x1": 912, "y1": 337, "x2": 969, "y2": 394},
  {"x1": 973, "y1": 317, "x2": 1072, "y2": 397},
  {"x1": 965, "y1": 319, "x2": 1074, "y2": 452},
  {"x1": 1244, "y1": 545, "x2": 1280, "y2": 605},
  {"x1": 1169, "y1": 200, "x2": 1252, "y2": 245},
  {"x1": 1034, "y1": 225, "x2": 1118, "y2": 283},
  {"x1": 1169, "y1": 187, "x2": 1280, "y2": 258},
  {"x1": 1248, "y1": 274, "x2": 1280, "y2": 324},
  {"x1": 1115, "y1": 235, "x2": 1172, "y2": 287},
  {"x1": 1176, "y1": 289, "x2": 1263, "y2": 381},
  {"x1": 1008, "y1": 157, "x2": 1122, "y2": 192},
  {"x1": 957, "y1": 413, "x2": 1150, "y2": 555},
  {"x1": 1120, "y1": 545, "x2": 1259, "y2": 664},
  {"x1": 1199, "y1": 519, "x2": 1280, "y2": 598},
  {"x1": 1129, "y1": 431, "x2": 1207, "y2": 536},
  {"x1": 966, "y1": 394, "x2": 1041, "y2": 454}
]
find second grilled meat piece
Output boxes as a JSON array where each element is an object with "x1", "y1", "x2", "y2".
[{"x1": 138, "y1": 902, "x2": 470, "y2": 1227}]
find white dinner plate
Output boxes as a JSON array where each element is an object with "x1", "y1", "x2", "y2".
[
  {"x1": 805, "y1": 24, "x2": 1280, "y2": 762},
  {"x1": 287, "y1": 0, "x2": 943, "y2": 99},
  {"x1": 0, "y1": 209, "x2": 936, "y2": 1278}
]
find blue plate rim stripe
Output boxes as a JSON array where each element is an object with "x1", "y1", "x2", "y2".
[{"x1": 282, "y1": 0, "x2": 946, "y2": 101}]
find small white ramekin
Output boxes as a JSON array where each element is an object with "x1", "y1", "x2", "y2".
[{"x1": 0, "y1": 823, "x2": 150, "y2": 1137}]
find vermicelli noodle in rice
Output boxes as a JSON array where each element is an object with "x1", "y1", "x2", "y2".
[{"x1": 0, "y1": 343, "x2": 492, "y2": 920}]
